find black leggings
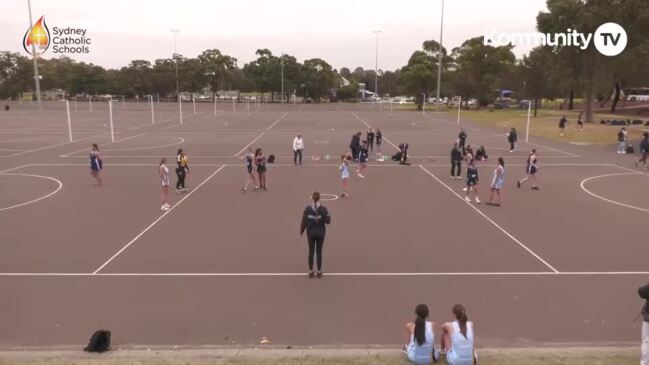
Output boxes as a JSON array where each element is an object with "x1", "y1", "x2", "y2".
[
  {"x1": 294, "y1": 149, "x2": 303, "y2": 164},
  {"x1": 307, "y1": 235, "x2": 325, "y2": 271},
  {"x1": 451, "y1": 161, "x2": 462, "y2": 177},
  {"x1": 368, "y1": 139, "x2": 374, "y2": 152},
  {"x1": 176, "y1": 168, "x2": 186, "y2": 190},
  {"x1": 510, "y1": 142, "x2": 516, "y2": 151}
]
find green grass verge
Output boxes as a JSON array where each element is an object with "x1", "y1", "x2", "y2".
[{"x1": 440, "y1": 108, "x2": 648, "y2": 145}]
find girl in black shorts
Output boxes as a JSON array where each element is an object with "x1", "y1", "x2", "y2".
[
  {"x1": 255, "y1": 148, "x2": 268, "y2": 191},
  {"x1": 517, "y1": 149, "x2": 539, "y2": 190},
  {"x1": 464, "y1": 160, "x2": 480, "y2": 204},
  {"x1": 241, "y1": 148, "x2": 258, "y2": 192},
  {"x1": 375, "y1": 129, "x2": 383, "y2": 154}
]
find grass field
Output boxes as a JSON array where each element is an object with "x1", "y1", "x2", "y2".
[
  {"x1": 0, "y1": 348, "x2": 639, "y2": 365},
  {"x1": 443, "y1": 108, "x2": 648, "y2": 145}
]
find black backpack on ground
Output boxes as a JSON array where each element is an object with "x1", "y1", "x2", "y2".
[
  {"x1": 626, "y1": 145, "x2": 635, "y2": 154},
  {"x1": 84, "y1": 329, "x2": 111, "y2": 353},
  {"x1": 267, "y1": 154, "x2": 275, "y2": 163}
]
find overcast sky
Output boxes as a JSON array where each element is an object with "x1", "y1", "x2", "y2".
[{"x1": 1, "y1": 0, "x2": 547, "y2": 71}]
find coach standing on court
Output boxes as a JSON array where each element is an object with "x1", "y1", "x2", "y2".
[
  {"x1": 350, "y1": 132, "x2": 361, "y2": 160},
  {"x1": 293, "y1": 133, "x2": 305, "y2": 165},
  {"x1": 300, "y1": 191, "x2": 331, "y2": 279}
]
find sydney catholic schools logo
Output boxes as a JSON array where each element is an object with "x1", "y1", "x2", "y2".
[
  {"x1": 23, "y1": 15, "x2": 50, "y2": 56},
  {"x1": 23, "y1": 15, "x2": 91, "y2": 57}
]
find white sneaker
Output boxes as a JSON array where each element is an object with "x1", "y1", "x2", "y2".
[
  {"x1": 464, "y1": 196, "x2": 471, "y2": 202},
  {"x1": 357, "y1": 173, "x2": 365, "y2": 178},
  {"x1": 163, "y1": 203, "x2": 171, "y2": 208},
  {"x1": 160, "y1": 205, "x2": 168, "y2": 211},
  {"x1": 475, "y1": 197, "x2": 481, "y2": 204},
  {"x1": 462, "y1": 187, "x2": 468, "y2": 191}
]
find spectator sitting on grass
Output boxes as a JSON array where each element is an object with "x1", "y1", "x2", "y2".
[
  {"x1": 404, "y1": 304, "x2": 436, "y2": 365},
  {"x1": 441, "y1": 304, "x2": 476, "y2": 365}
]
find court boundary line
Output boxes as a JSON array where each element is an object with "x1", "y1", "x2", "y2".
[
  {"x1": 580, "y1": 172, "x2": 649, "y2": 214},
  {"x1": 418, "y1": 165, "x2": 559, "y2": 273},
  {"x1": 60, "y1": 132, "x2": 148, "y2": 157},
  {"x1": 1, "y1": 271, "x2": 649, "y2": 277},
  {"x1": 266, "y1": 112, "x2": 289, "y2": 130},
  {"x1": 92, "y1": 164, "x2": 227, "y2": 274},
  {"x1": 0, "y1": 173, "x2": 63, "y2": 212},
  {"x1": 234, "y1": 132, "x2": 265, "y2": 156},
  {"x1": 21, "y1": 162, "x2": 625, "y2": 168},
  {"x1": 6, "y1": 134, "x2": 105, "y2": 158}
]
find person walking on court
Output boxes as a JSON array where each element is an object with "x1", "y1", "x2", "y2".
[
  {"x1": 507, "y1": 128, "x2": 518, "y2": 152},
  {"x1": 175, "y1": 148, "x2": 189, "y2": 193},
  {"x1": 357, "y1": 140, "x2": 369, "y2": 178},
  {"x1": 293, "y1": 134, "x2": 305, "y2": 165},
  {"x1": 577, "y1": 112, "x2": 584, "y2": 131},
  {"x1": 376, "y1": 129, "x2": 383, "y2": 155},
  {"x1": 637, "y1": 132, "x2": 649, "y2": 169},
  {"x1": 89, "y1": 144, "x2": 103, "y2": 187},
  {"x1": 340, "y1": 154, "x2": 351, "y2": 198},
  {"x1": 617, "y1": 127, "x2": 628, "y2": 154},
  {"x1": 255, "y1": 148, "x2": 268, "y2": 191},
  {"x1": 458, "y1": 129, "x2": 467, "y2": 151},
  {"x1": 300, "y1": 191, "x2": 331, "y2": 278},
  {"x1": 159, "y1": 157, "x2": 171, "y2": 211},
  {"x1": 559, "y1": 115, "x2": 568, "y2": 136},
  {"x1": 638, "y1": 283, "x2": 649, "y2": 365},
  {"x1": 451, "y1": 142, "x2": 462, "y2": 179},
  {"x1": 349, "y1": 132, "x2": 362, "y2": 160},
  {"x1": 441, "y1": 304, "x2": 476, "y2": 365},
  {"x1": 464, "y1": 159, "x2": 480, "y2": 204},
  {"x1": 367, "y1": 128, "x2": 375, "y2": 152},
  {"x1": 241, "y1": 148, "x2": 258, "y2": 193},
  {"x1": 486, "y1": 157, "x2": 505, "y2": 207},
  {"x1": 517, "y1": 149, "x2": 539, "y2": 190},
  {"x1": 403, "y1": 304, "x2": 437, "y2": 365}
]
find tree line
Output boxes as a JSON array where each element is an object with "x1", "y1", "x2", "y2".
[{"x1": 1, "y1": 0, "x2": 648, "y2": 121}]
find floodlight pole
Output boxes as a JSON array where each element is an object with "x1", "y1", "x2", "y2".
[
  {"x1": 26, "y1": 0, "x2": 42, "y2": 111},
  {"x1": 170, "y1": 29, "x2": 180, "y2": 101},
  {"x1": 525, "y1": 99, "x2": 532, "y2": 143},
  {"x1": 373, "y1": 30, "x2": 381, "y2": 101},
  {"x1": 435, "y1": 0, "x2": 445, "y2": 112},
  {"x1": 281, "y1": 52, "x2": 284, "y2": 104}
]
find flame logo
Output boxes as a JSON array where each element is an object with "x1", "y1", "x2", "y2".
[{"x1": 23, "y1": 16, "x2": 50, "y2": 56}]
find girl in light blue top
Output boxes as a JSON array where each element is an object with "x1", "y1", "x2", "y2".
[
  {"x1": 340, "y1": 154, "x2": 351, "y2": 198},
  {"x1": 441, "y1": 304, "x2": 476, "y2": 365},
  {"x1": 404, "y1": 304, "x2": 436, "y2": 365},
  {"x1": 487, "y1": 157, "x2": 505, "y2": 207}
]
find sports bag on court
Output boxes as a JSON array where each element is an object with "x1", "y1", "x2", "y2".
[
  {"x1": 84, "y1": 329, "x2": 111, "y2": 353},
  {"x1": 267, "y1": 154, "x2": 275, "y2": 163}
]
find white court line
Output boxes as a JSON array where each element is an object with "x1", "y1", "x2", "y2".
[
  {"x1": 6, "y1": 134, "x2": 104, "y2": 158},
  {"x1": 2, "y1": 271, "x2": 649, "y2": 277},
  {"x1": 351, "y1": 112, "x2": 400, "y2": 151},
  {"x1": 60, "y1": 133, "x2": 148, "y2": 157},
  {"x1": 0, "y1": 165, "x2": 29, "y2": 174},
  {"x1": 527, "y1": 141, "x2": 579, "y2": 157},
  {"x1": 266, "y1": 112, "x2": 289, "y2": 130},
  {"x1": 580, "y1": 172, "x2": 649, "y2": 214},
  {"x1": 234, "y1": 132, "x2": 265, "y2": 156},
  {"x1": 0, "y1": 173, "x2": 63, "y2": 212},
  {"x1": 418, "y1": 165, "x2": 559, "y2": 273},
  {"x1": 92, "y1": 164, "x2": 227, "y2": 274}
]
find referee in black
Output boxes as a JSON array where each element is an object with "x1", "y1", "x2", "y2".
[{"x1": 300, "y1": 191, "x2": 331, "y2": 278}]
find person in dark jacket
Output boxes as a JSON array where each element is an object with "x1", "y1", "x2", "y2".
[
  {"x1": 458, "y1": 129, "x2": 467, "y2": 151},
  {"x1": 451, "y1": 142, "x2": 463, "y2": 179},
  {"x1": 636, "y1": 132, "x2": 649, "y2": 169},
  {"x1": 638, "y1": 283, "x2": 649, "y2": 365},
  {"x1": 350, "y1": 132, "x2": 362, "y2": 160},
  {"x1": 300, "y1": 191, "x2": 331, "y2": 278},
  {"x1": 508, "y1": 128, "x2": 518, "y2": 152},
  {"x1": 367, "y1": 128, "x2": 375, "y2": 152}
]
